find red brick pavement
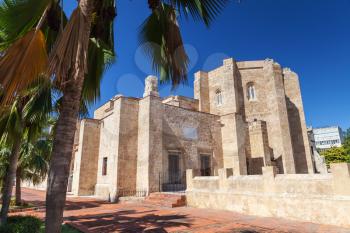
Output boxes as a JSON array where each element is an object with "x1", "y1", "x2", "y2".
[{"x1": 14, "y1": 188, "x2": 350, "y2": 233}]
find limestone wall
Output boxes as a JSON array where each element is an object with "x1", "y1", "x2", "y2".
[
  {"x1": 246, "y1": 120, "x2": 272, "y2": 174},
  {"x1": 162, "y1": 104, "x2": 223, "y2": 176},
  {"x1": 207, "y1": 58, "x2": 244, "y2": 116},
  {"x1": 136, "y1": 95, "x2": 163, "y2": 193},
  {"x1": 116, "y1": 98, "x2": 139, "y2": 194},
  {"x1": 239, "y1": 60, "x2": 295, "y2": 174},
  {"x1": 71, "y1": 119, "x2": 100, "y2": 196},
  {"x1": 284, "y1": 68, "x2": 314, "y2": 173},
  {"x1": 162, "y1": 96, "x2": 199, "y2": 111},
  {"x1": 186, "y1": 163, "x2": 350, "y2": 228},
  {"x1": 194, "y1": 71, "x2": 210, "y2": 113},
  {"x1": 94, "y1": 98, "x2": 122, "y2": 200}
]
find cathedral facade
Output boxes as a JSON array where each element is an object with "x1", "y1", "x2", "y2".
[{"x1": 70, "y1": 58, "x2": 314, "y2": 201}]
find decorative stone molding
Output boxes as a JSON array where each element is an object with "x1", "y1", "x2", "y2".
[{"x1": 143, "y1": 75, "x2": 159, "y2": 97}]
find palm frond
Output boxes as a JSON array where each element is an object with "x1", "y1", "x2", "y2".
[
  {"x1": 43, "y1": 1, "x2": 68, "y2": 53},
  {"x1": 0, "y1": 30, "x2": 48, "y2": 104},
  {"x1": 140, "y1": 3, "x2": 189, "y2": 87},
  {"x1": 90, "y1": 0, "x2": 116, "y2": 48},
  {"x1": 164, "y1": 0, "x2": 229, "y2": 26},
  {"x1": 22, "y1": 78, "x2": 52, "y2": 125},
  {"x1": 83, "y1": 38, "x2": 115, "y2": 104},
  {"x1": 48, "y1": 6, "x2": 91, "y2": 85},
  {"x1": 0, "y1": 0, "x2": 51, "y2": 49},
  {"x1": 0, "y1": 99, "x2": 23, "y2": 144},
  {"x1": 82, "y1": 0, "x2": 116, "y2": 106}
]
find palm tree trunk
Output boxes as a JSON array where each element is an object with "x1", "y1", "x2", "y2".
[
  {"x1": 45, "y1": 1, "x2": 93, "y2": 233},
  {"x1": 15, "y1": 168, "x2": 21, "y2": 206},
  {"x1": 0, "y1": 138, "x2": 22, "y2": 224}
]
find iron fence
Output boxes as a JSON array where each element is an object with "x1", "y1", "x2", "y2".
[
  {"x1": 117, "y1": 189, "x2": 148, "y2": 197},
  {"x1": 159, "y1": 171, "x2": 186, "y2": 193}
]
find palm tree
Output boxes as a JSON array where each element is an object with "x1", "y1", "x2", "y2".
[
  {"x1": 0, "y1": 0, "x2": 228, "y2": 232},
  {"x1": 0, "y1": 79, "x2": 52, "y2": 223},
  {"x1": 0, "y1": 132, "x2": 52, "y2": 206},
  {"x1": 0, "y1": 0, "x2": 113, "y2": 226},
  {"x1": 15, "y1": 122, "x2": 53, "y2": 206}
]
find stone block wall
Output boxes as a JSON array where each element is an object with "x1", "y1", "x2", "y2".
[
  {"x1": 136, "y1": 95, "x2": 164, "y2": 193},
  {"x1": 247, "y1": 120, "x2": 272, "y2": 174},
  {"x1": 94, "y1": 98, "x2": 122, "y2": 201},
  {"x1": 186, "y1": 163, "x2": 350, "y2": 227},
  {"x1": 162, "y1": 104, "x2": 223, "y2": 178},
  {"x1": 116, "y1": 98, "x2": 139, "y2": 194},
  {"x1": 194, "y1": 71, "x2": 210, "y2": 113},
  {"x1": 220, "y1": 113, "x2": 247, "y2": 175},
  {"x1": 284, "y1": 68, "x2": 314, "y2": 173},
  {"x1": 71, "y1": 119, "x2": 100, "y2": 196},
  {"x1": 162, "y1": 96, "x2": 199, "y2": 111}
]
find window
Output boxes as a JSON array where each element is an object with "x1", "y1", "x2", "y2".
[
  {"x1": 102, "y1": 157, "x2": 108, "y2": 176},
  {"x1": 168, "y1": 154, "x2": 181, "y2": 183},
  {"x1": 247, "y1": 83, "x2": 256, "y2": 101},
  {"x1": 215, "y1": 89, "x2": 223, "y2": 105},
  {"x1": 200, "y1": 155, "x2": 211, "y2": 176}
]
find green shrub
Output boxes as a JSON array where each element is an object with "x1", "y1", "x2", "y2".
[
  {"x1": 61, "y1": 224, "x2": 81, "y2": 233},
  {"x1": 0, "y1": 216, "x2": 42, "y2": 233}
]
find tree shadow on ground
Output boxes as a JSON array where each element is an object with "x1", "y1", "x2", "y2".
[
  {"x1": 229, "y1": 229, "x2": 260, "y2": 233},
  {"x1": 65, "y1": 208, "x2": 191, "y2": 233}
]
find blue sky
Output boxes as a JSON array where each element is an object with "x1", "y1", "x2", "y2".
[{"x1": 65, "y1": 0, "x2": 350, "y2": 130}]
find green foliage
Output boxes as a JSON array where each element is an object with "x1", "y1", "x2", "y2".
[
  {"x1": 0, "y1": 217, "x2": 81, "y2": 233},
  {"x1": 0, "y1": 0, "x2": 50, "y2": 50},
  {"x1": 83, "y1": 38, "x2": 115, "y2": 106},
  {"x1": 139, "y1": 0, "x2": 228, "y2": 87},
  {"x1": 0, "y1": 126, "x2": 52, "y2": 188},
  {"x1": 0, "y1": 216, "x2": 42, "y2": 233},
  {"x1": 140, "y1": 3, "x2": 189, "y2": 87},
  {"x1": 60, "y1": 224, "x2": 82, "y2": 233},
  {"x1": 321, "y1": 146, "x2": 350, "y2": 166},
  {"x1": 343, "y1": 128, "x2": 350, "y2": 155},
  {"x1": 165, "y1": 0, "x2": 229, "y2": 26},
  {"x1": 0, "y1": 78, "x2": 52, "y2": 146}
]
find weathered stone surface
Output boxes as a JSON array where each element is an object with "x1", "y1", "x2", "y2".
[
  {"x1": 32, "y1": 57, "x2": 316, "y2": 201},
  {"x1": 186, "y1": 163, "x2": 350, "y2": 228}
]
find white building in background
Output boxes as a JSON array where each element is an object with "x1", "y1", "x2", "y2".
[
  {"x1": 307, "y1": 128, "x2": 327, "y2": 174},
  {"x1": 312, "y1": 126, "x2": 344, "y2": 151}
]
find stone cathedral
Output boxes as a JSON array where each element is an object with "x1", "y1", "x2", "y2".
[{"x1": 70, "y1": 58, "x2": 315, "y2": 201}]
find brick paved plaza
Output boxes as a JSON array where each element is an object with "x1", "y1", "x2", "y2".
[{"x1": 15, "y1": 188, "x2": 350, "y2": 233}]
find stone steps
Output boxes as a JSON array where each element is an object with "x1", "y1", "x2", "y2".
[{"x1": 143, "y1": 193, "x2": 186, "y2": 208}]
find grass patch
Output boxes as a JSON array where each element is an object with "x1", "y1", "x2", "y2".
[
  {"x1": 0, "y1": 198, "x2": 34, "y2": 210},
  {"x1": 0, "y1": 216, "x2": 41, "y2": 233},
  {"x1": 61, "y1": 224, "x2": 82, "y2": 233},
  {"x1": 40, "y1": 224, "x2": 82, "y2": 233},
  {"x1": 0, "y1": 216, "x2": 81, "y2": 233}
]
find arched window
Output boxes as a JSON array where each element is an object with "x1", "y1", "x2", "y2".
[
  {"x1": 247, "y1": 83, "x2": 256, "y2": 101},
  {"x1": 215, "y1": 89, "x2": 223, "y2": 106}
]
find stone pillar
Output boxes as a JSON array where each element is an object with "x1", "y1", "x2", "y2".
[
  {"x1": 263, "y1": 59, "x2": 296, "y2": 174},
  {"x1": 71, "y1": 119, "x2": 100, "y2": 196},
  {"x1": 218, "y1": 168, "x2": 233, "y2": 190},
  {"x1": 283, "y1": 68, "x2": 314, "y2": 174},
  {"x1": 194, "y1": 71, "x2": 210, "y2": 113},
  {"x1": 262, "y1": 166, "x2": 277, "y2": 193},
  {"x1": 247, "y1": 120, "x2": 272, "y2": 174},
  {"x1": 137, "y1": 76, "x2": 163, "y2": 193},
  {"x1": 331, "y1": 163, "x2": 350, "y2": 195},
  {"x1": 220, "y1": 113, "x2": 247, "y2": 175}
]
